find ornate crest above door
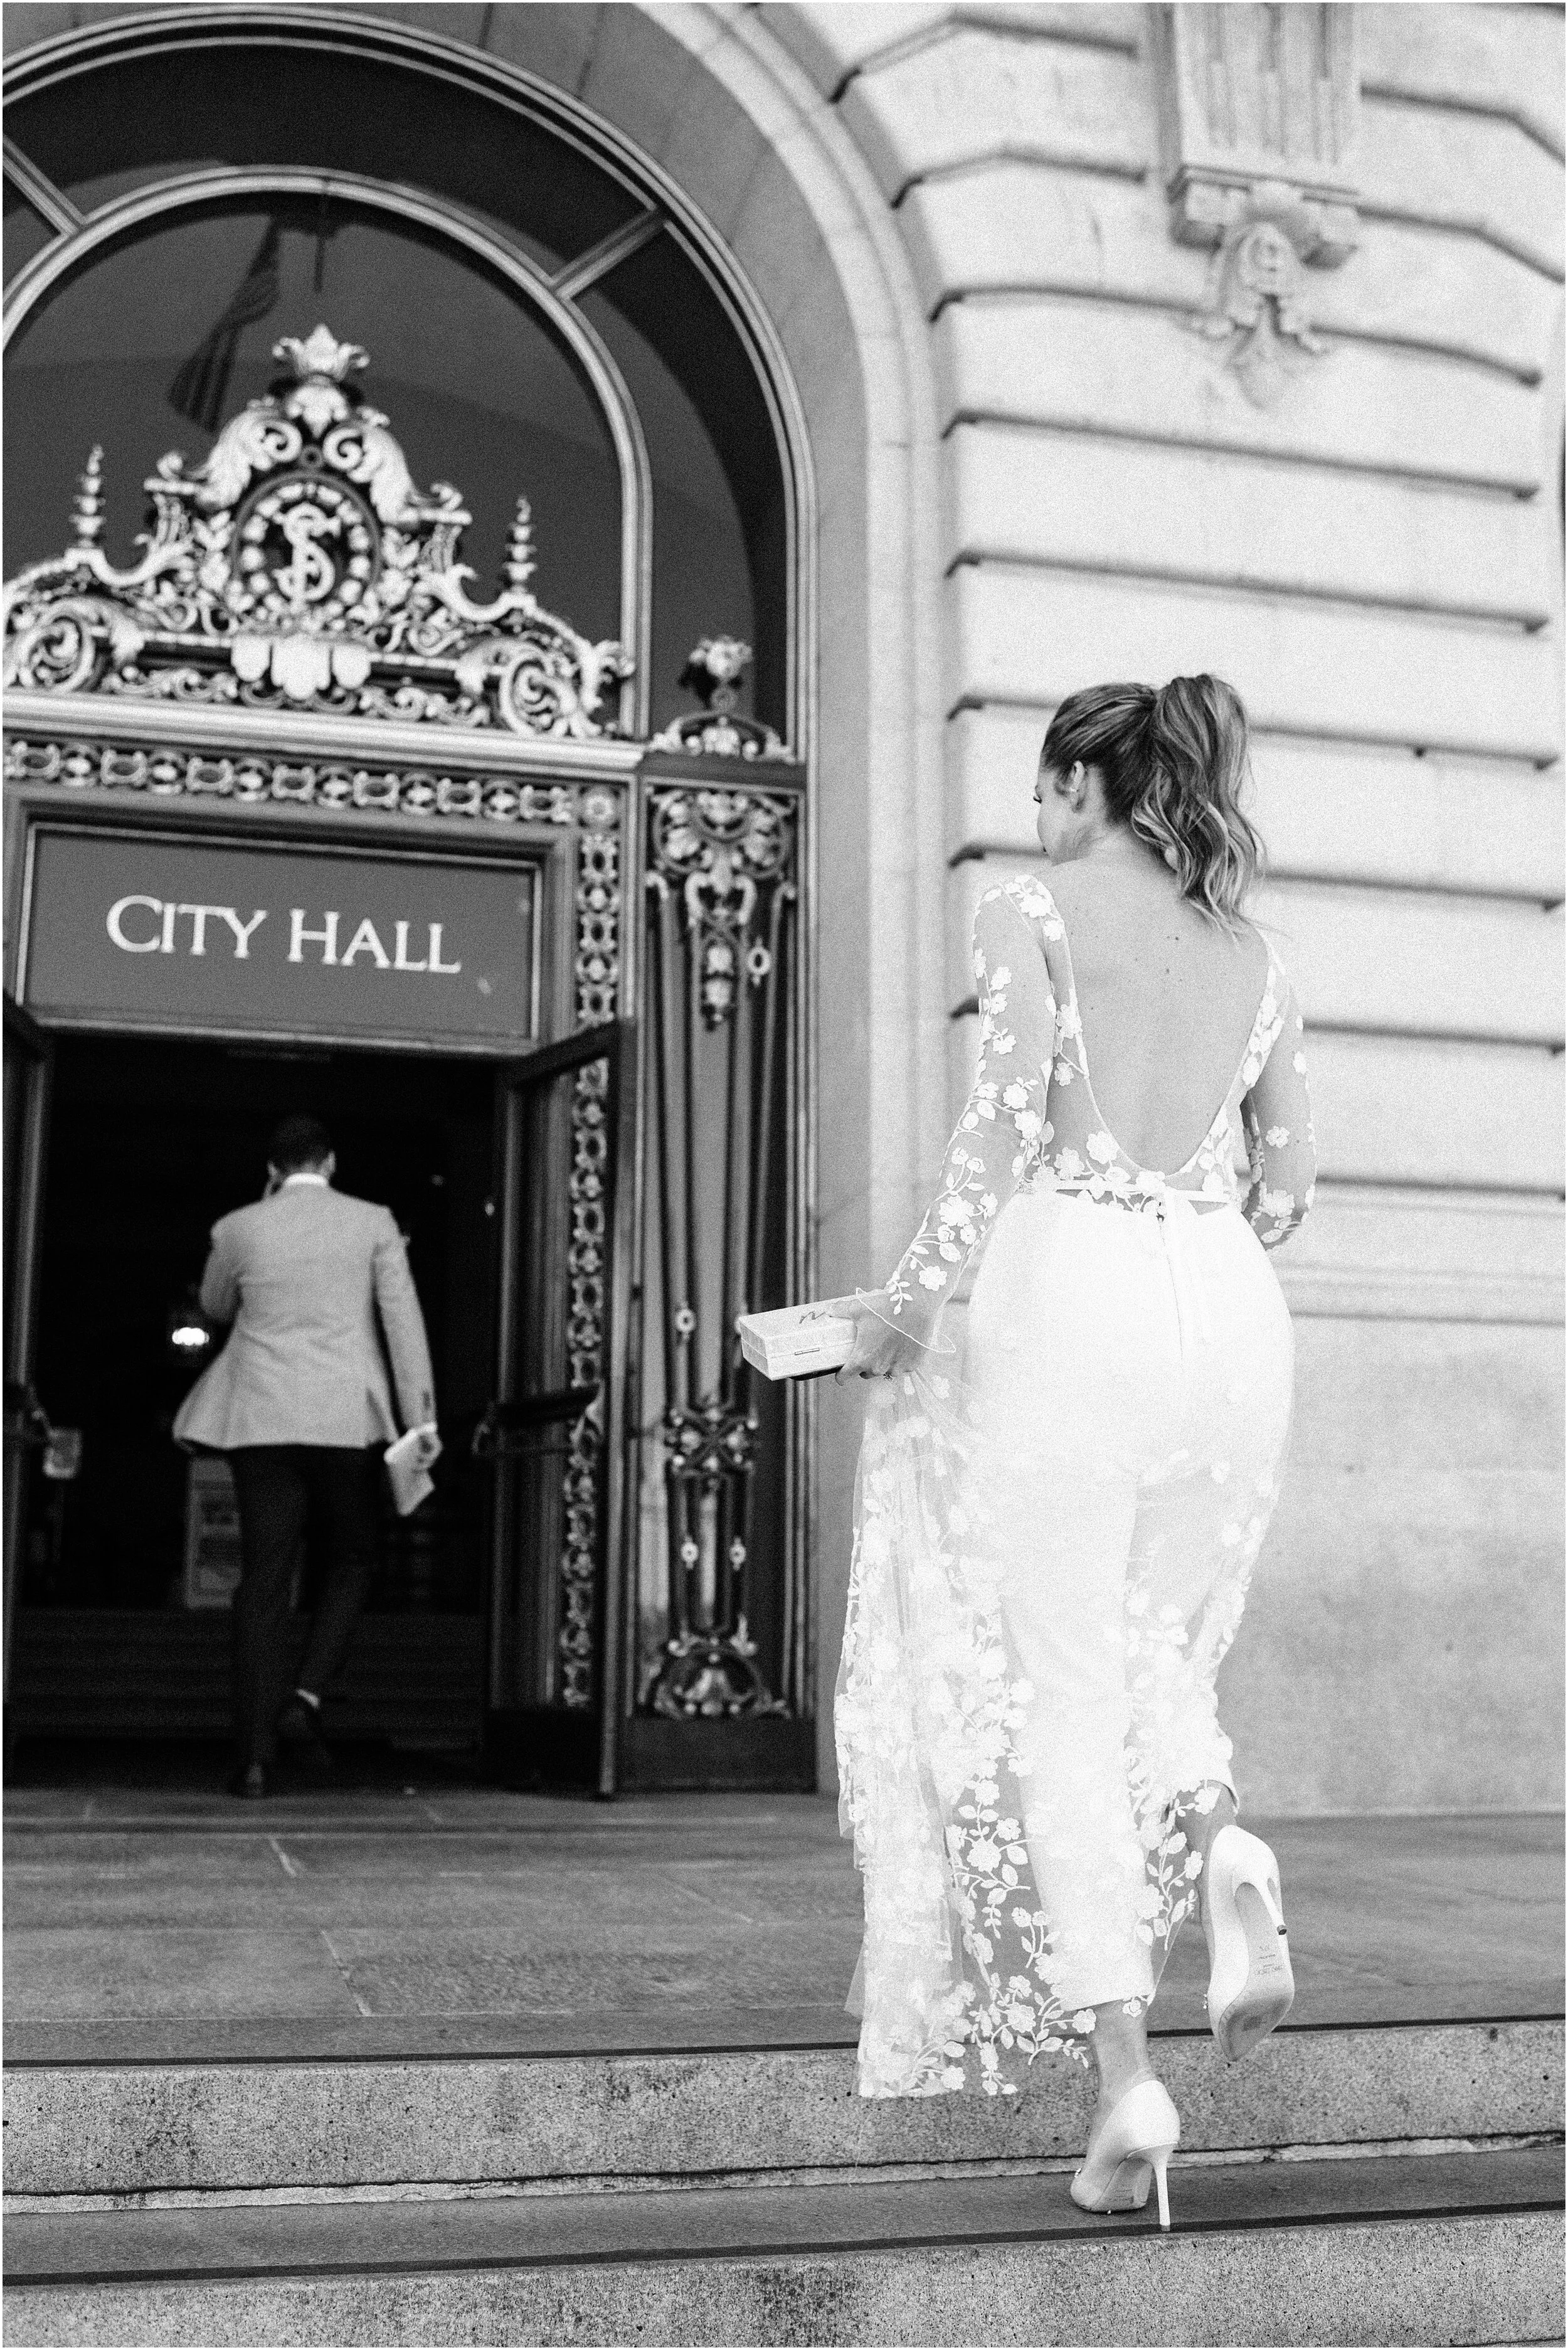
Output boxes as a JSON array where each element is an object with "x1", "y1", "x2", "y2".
[{"x1": 3, "y1": 324, "x2": 633, "y2": 738}]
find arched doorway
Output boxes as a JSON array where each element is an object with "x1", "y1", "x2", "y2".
[{"x1": 2, "y1": 9, "x2": 825, "y2": 1790}]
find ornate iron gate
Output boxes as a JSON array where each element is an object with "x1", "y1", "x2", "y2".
[{"x1": 638, "y1": 771, "x2": 802, "y2": 1729}]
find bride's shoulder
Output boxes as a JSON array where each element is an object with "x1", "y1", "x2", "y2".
[
  {"x1": 1023, "y1": 862, "x2": 1113, "y2": 949},
  {"x1": 978, "y1": 872, "x2": 1064, "y2": 938},
  {"x1": 1226, "y1": 914, "x2": 1275, "y2": 986}
]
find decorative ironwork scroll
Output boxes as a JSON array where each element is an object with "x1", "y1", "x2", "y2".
[
  {"x1": 558, "y1": 1053, "x2": 613, "y2": 1708},
  {"x1": 575, "y1": 784, "x2": 622, "y2": 1025},
  {"x1": 642, "y1": 781, "x2": 798, "y2": 1718},
  {"x1": 3, "y1": 324, "x2": 633, "y2": 734},
  {"x1": 556, "y1": 784, "x2": 624, "y2": 1707},
  {"x1": 3, "y1": 735, "x2": 585, "y2": 824}
]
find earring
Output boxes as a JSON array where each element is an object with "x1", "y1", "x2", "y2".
[{"x1": 1163, "y1": 844, "x2": 1180, "y2": 870}]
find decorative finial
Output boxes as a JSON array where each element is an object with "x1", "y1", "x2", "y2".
[
  {"x1": 72, "y1": 446, "x2": 105, "y2": 550},
  {"x1": 679, "y1": 637, "x2": 752, "y2": 715},
  {"x1": 504, "y1": 497, "x2": 536, "y2": 595},
  {"x1": 273, "y1": 325, "x2": 368, "y2": 385}
]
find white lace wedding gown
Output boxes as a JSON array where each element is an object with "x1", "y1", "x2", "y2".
[{"x1": 836, "y1": 876, "x2": 1316, "y2": 2097}]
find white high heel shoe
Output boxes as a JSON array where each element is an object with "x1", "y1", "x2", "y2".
[
  {"x1": 1069, "y1": 2076, "x2": 1180, "y2": 2230},
  {"x1": 1205, "y1": 1824, "x2": 1295, "y2": 2060}
]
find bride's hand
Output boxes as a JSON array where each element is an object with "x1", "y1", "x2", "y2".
[{"x1": 835, "y1": 1292, "x2": 931, "y2": 1383}]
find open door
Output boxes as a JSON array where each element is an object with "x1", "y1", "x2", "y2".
[
  {"x1": 3, "y1": 996, "x2": 53, "y2": 1698},
  {"x1": 478, "y1": 1021, "x2": 635, "y2": 1794}
]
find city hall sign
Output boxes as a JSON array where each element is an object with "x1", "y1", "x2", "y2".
[{"x1": 19, "y1": 826, "x2": 541, "y2": 1050}]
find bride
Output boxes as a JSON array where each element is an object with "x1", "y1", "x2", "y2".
[{"x1": 834, "y1": 674, "x2": 1315, "y2": 2230}]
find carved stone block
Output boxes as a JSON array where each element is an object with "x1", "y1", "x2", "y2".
[{"x1": 1153, "y1": 3, "x2": 1359, "y2": 262}]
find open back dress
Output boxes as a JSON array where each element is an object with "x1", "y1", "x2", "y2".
[{"x1": 836, "y1": 876, "x2": 1316, "y2": 2097}]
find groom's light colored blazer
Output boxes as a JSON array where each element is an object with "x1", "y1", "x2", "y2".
[{"x1": 174, "y1": 1179, "x2": 435, "y2": 1452}]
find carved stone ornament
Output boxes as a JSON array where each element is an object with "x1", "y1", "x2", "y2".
[
  {"x1": 1187, "y1": 181, "x2": 1336, "y2": 409},
  {"x1": 648, "y1": 637, "x2": 789, "y2": 763},
  {"x1": 3, "y1": 324, "x2": 633, "y2": 737},
  {"x1": 1154, "y1": 4, "x2": 1358, "y2": 408}
]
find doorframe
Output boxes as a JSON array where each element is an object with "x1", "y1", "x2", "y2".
[
  {"x1": 3, "y1": 992, "x2": 53, "y2": 1695},
  {"x1": 1, "y1": 758, "x2": 633, "y2": 1773},
  {"x1": 484, "y1": 1018, "x2": 637, "y2": 1795}
]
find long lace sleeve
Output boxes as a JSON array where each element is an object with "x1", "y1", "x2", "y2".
[
  {"x1": 881, "y1": 886, "x2": 1059, "y2": 1344},
  {"x1": 1241, "y1": 975, "x2": 1316, "y2": 1248}
]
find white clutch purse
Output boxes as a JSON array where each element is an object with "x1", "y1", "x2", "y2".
[
  {"x1": 384, "y1": 1425, "x2": 442, "y2": 1516},
  {"x1": 736, "y1": 1299, "x2": 858, "y2": 1380}
]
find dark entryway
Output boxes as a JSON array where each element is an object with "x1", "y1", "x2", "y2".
[{"x1": 10, "y1": 1033, "x2": 497, "y2": 1755}]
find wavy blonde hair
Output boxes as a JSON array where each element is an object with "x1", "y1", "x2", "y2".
[{"x1": 1041, "y1": 674, "x2": 1264, "y2": 929}]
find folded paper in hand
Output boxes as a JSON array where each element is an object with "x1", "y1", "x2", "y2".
[
  {"x1": 736, "y1": 1300, "x2": 857, "y2": 1380},
  {"x1": 384, "y1": 1426, "x2": 441, "y2": 1516}
]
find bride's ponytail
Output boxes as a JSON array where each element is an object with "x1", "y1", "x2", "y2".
[{"x1": 1040, "y1": 673, "x2": 1264, "y2": 929}]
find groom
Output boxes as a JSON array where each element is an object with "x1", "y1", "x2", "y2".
[{"x1": 175, "y1": 1114, "x2": 438, "y2": 1797}]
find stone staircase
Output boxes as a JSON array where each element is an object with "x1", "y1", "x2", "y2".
[{"x1": 5, "y1": 2013, "x2": 1563, "y2": 2344}]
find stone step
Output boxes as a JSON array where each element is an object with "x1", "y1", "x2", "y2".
[
  {"x1": 4, "y1": 2147, "x2": 1562, "y2": 2346},
  {"x1": 6, "y1": 2017, "x2": 1560, "y2": 2202}
]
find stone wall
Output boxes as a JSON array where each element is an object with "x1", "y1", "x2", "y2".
[{"x1": 770, "y1": 0, "x2": 1565, "y2": 1810}]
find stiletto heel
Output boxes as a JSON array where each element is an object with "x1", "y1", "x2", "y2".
[
  {"x1": 1205, "y1": 1824, "x2": 1295, "y2": 2060},
  {"x1": 1070, "y1": 2078, "x2": 1180, "y2": 2227}
]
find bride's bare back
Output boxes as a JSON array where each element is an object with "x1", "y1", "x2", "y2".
[{"x1": 1042, "y1": 859, "x2": 1270, "y2": 1175}]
